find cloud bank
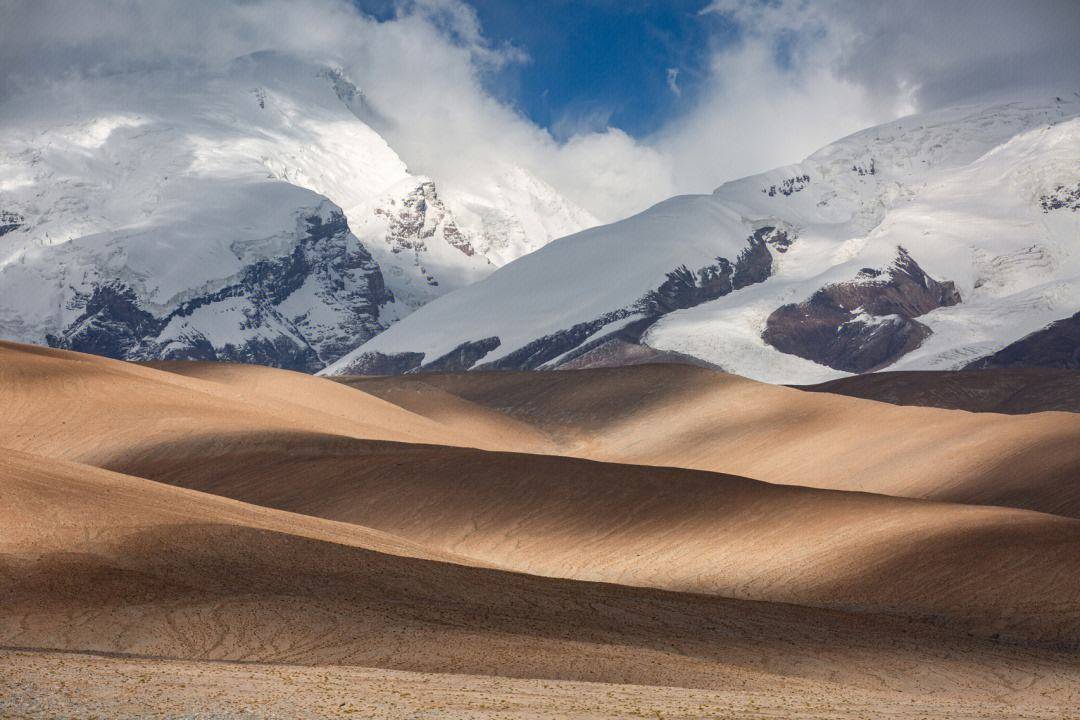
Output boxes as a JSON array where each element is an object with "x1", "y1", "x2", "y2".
[{"x1": 2, "y1": 0, "x2": 1077, "y2": 223}]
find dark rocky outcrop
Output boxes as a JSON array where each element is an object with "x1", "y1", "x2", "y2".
[
  {"x1": 965, "y1": 312, "x2": 1080, "y2": 370},
  {"x1": 46, "y1": 210, "x2": 390, "y2": 372},
  {"x1": 157, "y1": 333, "x2": 219, "y2": 362},
  {"x1": 852, "y1": 159, "x2": 877, "y2": 176},
  {"x1": 1040, "y1": 183, "x2": 1080, "y2": 213},
  {"x1": 734, "y1": 225, "x2": 788, "y2": 287},
  {"x1": 442, "y1": 222, "x2": 475, "y2": 257},
  {"x1": 46, "y1": 281, "x2": 165, "y2": 360},
  {"x1": 216, "y1": 336, "x2": 323, "y2": 372},
  {"x1": 0, "y1": 210, "x2": 24, "y2": 237},
  {"x1": 763, "y1": 248, "x2": 961, "y2": 373},
  {"x1": 636, "y1": 227, "x2": 790, "y2": 315},
  {"x1": 478, "y1": 311, "x2": 632, "y2": 371},
  {"x1": 637, "y1": 263, "x2": 736, "y2": 316},
  {"x1": 547, "y1": 316, "x2": 658, "y2": 370},
  {"x1": 334, "y1": 350, "x2": 425, "y2": 376},
  {"x1": 762, "y1": 175, "x2": 810, "y2": 197},
  {"x1": 422, "y1": 337, "x2": 501, "y2": 372}
]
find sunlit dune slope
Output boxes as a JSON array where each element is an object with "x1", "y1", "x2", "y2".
[
  {"x1": 0, "y1": 341, "x2": 518, "y2": 463},
  {"x1": 146, "y1": 359, "x2": 557, "y2": 454},
  {"x1": 3, "y1": 449, "x2": 1080, "y2": 702},
  {"x1": 343, "y1": 365, "x2": 1080, "y2": 518}
]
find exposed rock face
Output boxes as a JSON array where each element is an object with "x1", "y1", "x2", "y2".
[
  {"x1": 0, "y1": 211, "x2": 22, "y2": 237},
  {"x1": 334, "y1": 350, "x2": 425, "y2": 376},
  {"x1": 966, "y1": 312, "x2": 1080, "y2": 369},
  {"x1": 352, "y1": 177, "x2": 495, "y2": 315},
  {"x1": 479, "y1": 312, "x2": 632, "y2": 371},
  {"x1": 377, "y1": 181, "x2": 477, "y2": 260},
  {"x1": 763, "y1": 249, "x2": 961, "y2": 373},
  {"x1": 324, "y1": 95, "x2": 1080, "y2": 382},
  {"x1": 1040, "y1": 182, "x2": 1080, "y2": 212},
  {"x1": 852, "y1": 158, "x2": 877, "y2": 176},
  {"x1": 762, "y1": 175, "x2": 811, "y2": 197},
  {"x1": 46, "y1": 210, "x2": 391, "y2": 372},
  {"x1": 212, "y1": 335, "x2": 323, "y2": 372},
  {"x1": 46, "y1": 281, "x2": 165, "y2": 360},
  {"x1": 635, "y1": 227, "x2": 788, "y2": 317},
  {"x1": 423, "y1": 337, "x2": 501, "y2": 372},
  {"x1": 637, "y1": 227, "x2": 790, "y2": 316},
  {"x1": 286, "y1": 211, "x2": 391, "y2": 362},
  {"x1": 558, "y1": 338, "x2": 723, "y2": 371}
]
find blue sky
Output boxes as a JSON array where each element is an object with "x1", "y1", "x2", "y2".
[{"x1": 356, "y1": 0, "x2": 737, "y2": 139}]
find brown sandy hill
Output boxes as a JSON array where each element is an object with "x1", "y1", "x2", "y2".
[
  {"x1": 343, "y1": 365, "x2": 1080, "y2": 518},
  {"x1": 0, "y1": 341, "x2": 516, "y2": 465},
  {"x1": 800, "y1": 368, "x2": 1080, "y2": 414},
  {"x1": 147, "y1": 359, "x2": 557, "y2": 454},
  {"x1": 98, "y1": 431, "x2": 1080, "y2": 646},
  {"x1": 3, "y1": 449, "x2": 1080, "y2": 708},
  {"x1": 3, "y1": 344, "x2": 1077, "y2": 645}
]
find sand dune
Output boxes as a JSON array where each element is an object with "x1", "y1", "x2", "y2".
[
  {"x1": 3, "y1": 449, "x2": 1080, "y2": 710},
  {"x1": 801, "y1": 368, "x2": 1080, "y2": 414},
  {"x1": 0, "y1": 341, "x2": 508, "y2": 465},
  {"x1": 1, "y1": 342, "x2": 1078, "y2": 645},
  {"x1": 344, "y1": 365, "x2": 1080, "y2": 518},
  {"x1": 90, "y1": 430, "x2": 1080, "y2": 645},
  {"x1": 5, "y1": 342, "x2": 1080, "y2": 716}
]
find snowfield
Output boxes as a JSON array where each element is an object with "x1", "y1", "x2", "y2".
[
  {"x1": 326, "y1": 93, "x2": 1080, "y2": 381},
  {"x1": 0, "y1": 51, "x2": 594, "y2": 369}
]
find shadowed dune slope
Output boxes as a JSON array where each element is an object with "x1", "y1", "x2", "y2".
[
  {"x1": 106, "y1": 430, "x2": 1080, "y2": 646},
  {"x1": 342, "y1": 365, "x2": 1080, "y2": 518},
  {"x1": 800, "y1": 368, "x2": 1080, "y2": 414},
  {"x1": 1, "y1": 343, "x2": 1078, "y2": 645},
  {"x1": 3, "y1": 448, "x2": 1080, "y2": 704}
]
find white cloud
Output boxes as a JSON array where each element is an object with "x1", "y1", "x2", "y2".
[{"x1": 2, "y1": 0, "x2": 1077, "y2": 224}]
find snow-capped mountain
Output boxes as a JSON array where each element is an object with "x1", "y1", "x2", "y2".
[
  {"x1": 325, "y1": 93, "x2": 1080, "y2": 382},
  {"x1": 0, "y1": 51, "x2": 594, "y2": 370}
]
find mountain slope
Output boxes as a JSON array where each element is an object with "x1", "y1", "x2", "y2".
[
  {"x1": 326, "y1": 93, "x2": 1080, "y2": 381},
  {"x1": 0, "y1": 52, "x2": 594, "y2": 370}
]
